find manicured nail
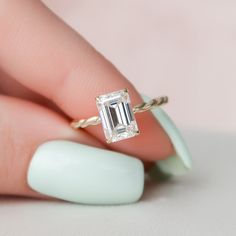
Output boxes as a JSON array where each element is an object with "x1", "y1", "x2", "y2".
[
  {"x1": 27, "y1": 140, "x2": 144, "y2": 205},
  {"x1": 142, "y1": 95, "x2": 192, "y2": 176}
]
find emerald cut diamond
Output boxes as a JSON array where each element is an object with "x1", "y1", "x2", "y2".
[{"x1": 96, "y1": 89, "x2": 139, "y2": 143}]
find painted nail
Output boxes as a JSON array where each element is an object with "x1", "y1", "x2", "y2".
[
  {"x1": 142, "y1": 95, "x2": 192, "y2": 176},
  {"x1": 27, "y1": 140, "x2": 144, "y2": 205}
]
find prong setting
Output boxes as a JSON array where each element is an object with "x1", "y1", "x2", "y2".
[{"x1": 96, "y1": 89, "x2": 139, "y2": 143}]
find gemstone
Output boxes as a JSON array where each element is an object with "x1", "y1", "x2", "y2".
[{"x1": 96, "y1": 89, "x2": 139, "y2": 143}]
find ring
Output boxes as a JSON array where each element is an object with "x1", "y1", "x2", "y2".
[{"x1": 71, "y1": 89, "x2": 168, "y2": 143}]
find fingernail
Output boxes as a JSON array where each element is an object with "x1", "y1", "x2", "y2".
[
  {"x1": 141, "y1": 95, "x2": 192, "y2": 176},
  {"x1": 27, "y1": 140, "x2": 144, "y2": 205}
]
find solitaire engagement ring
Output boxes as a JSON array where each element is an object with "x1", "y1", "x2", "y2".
[{"x1": 71, "y1": 89, "x2": 168, "y2": 143}]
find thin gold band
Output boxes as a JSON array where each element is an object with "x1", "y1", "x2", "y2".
[{"x1": 71, "y1": 96, "x2": 168, "y2": 129}]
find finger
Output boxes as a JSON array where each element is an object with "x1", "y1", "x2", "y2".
[
  {"x1": 0, "y1": 0, "x2": 173, "y2": 161},
  {"x1": 0, "y1": 95, "x2": 103, "y2": 197},
  {"x1": 0, "y1": 95, "x2": 144, "y2": 204}
]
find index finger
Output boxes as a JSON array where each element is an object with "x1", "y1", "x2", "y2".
[{"x1": 0, "y1": 0, "x2": 173, "y2": 161}]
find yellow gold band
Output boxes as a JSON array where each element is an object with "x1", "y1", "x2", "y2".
[{"x1": 71, "y1": 96, "x2": 168, "y2": 129}]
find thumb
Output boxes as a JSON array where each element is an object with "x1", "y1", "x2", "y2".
[{"x1": 0, "y1": 95, "x2": 144, "y2": 204}]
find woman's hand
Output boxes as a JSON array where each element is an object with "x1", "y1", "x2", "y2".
[{"x1": 0, "y1": 0, "x2": 175, "y2": 203}]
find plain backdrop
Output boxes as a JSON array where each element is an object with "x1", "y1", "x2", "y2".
[{"x1": 0, "y1": 1, "x2": 235, "y2": 235}]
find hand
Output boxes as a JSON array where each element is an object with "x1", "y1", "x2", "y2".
[{"x1": 0, "y1": 0, "x2": 175, "y2": 204}]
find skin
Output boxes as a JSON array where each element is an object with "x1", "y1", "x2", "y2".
[{"x1": 0, "y1": 0, "x2": 174, "y2": 198}]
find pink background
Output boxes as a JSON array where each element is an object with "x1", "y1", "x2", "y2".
[{"x1": 43, "y1": 0, "x2": 236, "y2": 133}]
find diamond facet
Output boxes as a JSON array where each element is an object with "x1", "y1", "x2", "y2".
[{"x1": 96, "y1": 89, "x2": 139, "y2": 143}]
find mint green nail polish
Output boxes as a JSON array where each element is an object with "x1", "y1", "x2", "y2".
[
  {"x1": 142, "y1": 95, "x2": 192, "y2": 176},
  {"x1": 28, "y1": 140, "x2": 144, "y2": 205}
]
